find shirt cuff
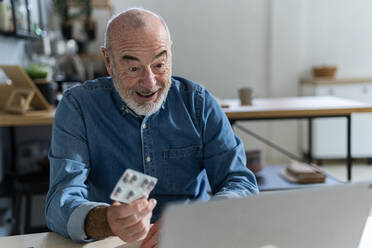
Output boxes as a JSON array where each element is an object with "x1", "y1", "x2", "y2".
[
  {"x1": 67, "y1": 202, "x2": 110, "y2": 242},
  {"x1": 213, "y1": 191, "x2": 241, "y2": 200}
]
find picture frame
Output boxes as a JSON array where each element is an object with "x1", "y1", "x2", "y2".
[
  {"x1": 0, "y1": 0, "x2": 14, "y2": 32},
  {"x1": 13, "y1": 0, "x2": 30, "y2": 36},
  {"x1": 0, "y1": 0, "x2": 42, "y2": 38}
]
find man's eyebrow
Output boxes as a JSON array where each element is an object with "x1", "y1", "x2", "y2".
[
  {"x1": 153, "y1": 50, "x2": 167, "y2": 61},
  {"x1": 122, "y1": 55, "x2": 140, "y2": 61},
  {"x1": 121, "y1": 50, "x2": 167, "y2": 62}
]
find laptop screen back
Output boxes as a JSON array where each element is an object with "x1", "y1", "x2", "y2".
[{"x1": 160, "y1": 182, "x2": 372, "y2": 248}]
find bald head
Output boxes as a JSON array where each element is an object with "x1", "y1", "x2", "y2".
[{"x1": 103, "y1": 8, "x2": 171, "y2": 54}]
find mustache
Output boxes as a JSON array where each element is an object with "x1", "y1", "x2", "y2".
[{"x1": 130, "y1": 86, "x2": 163, "y2": 95}]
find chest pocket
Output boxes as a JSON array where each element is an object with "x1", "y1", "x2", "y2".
[
  {"x1": 162, "y1": 145, "x2": 203, "y2": 192},
  {"x1": 164, "y1": 145, "x2": 202, "y2": 159}
]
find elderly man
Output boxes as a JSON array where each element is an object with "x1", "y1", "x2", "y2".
[{"x1": 46, "y1": 7, "x2": 258, "y2": 247}]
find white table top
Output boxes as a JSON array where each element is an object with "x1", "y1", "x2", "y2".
[
  {"x1": 1, "y1": 216, "x2": 372, "y2": 247},
  {"x1": 0, "y1": 232, "x2": 141, "y2": 248},
  {"x1": 222, "y1": 96, "x2": 372, "y2": 120}
]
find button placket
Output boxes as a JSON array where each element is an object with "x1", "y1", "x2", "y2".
[{"x1": 141, "y1": 118, "x2": 155, "y2": 176}]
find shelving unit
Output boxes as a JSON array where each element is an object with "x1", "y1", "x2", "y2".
[{"x1": 0, "y1": 65, "x2": 54, "y2": 235}]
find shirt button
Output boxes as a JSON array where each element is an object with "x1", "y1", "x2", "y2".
[
  {"x1": 143, "y1": 123, "x2": 147, "y2": 129},
  {"x1": 146, "y1": 156, "x2": 151, "y2": 162}
]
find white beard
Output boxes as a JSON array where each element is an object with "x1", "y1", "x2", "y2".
[
  {"x1": 122, "y1": 85, "x2": 169, "y2": 116},
  {"x1": 112, "y1": 75, "x2": 170, "y2": 116}
]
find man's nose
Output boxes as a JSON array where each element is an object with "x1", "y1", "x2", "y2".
[{"x1": 141, "y1": 66, "x2": 157, "y2": 88}]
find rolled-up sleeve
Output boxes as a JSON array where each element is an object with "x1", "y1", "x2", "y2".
[
  {"x1": 201, "y1": 90, "x2": 259, "y2": 198},
  {"x1": 45, "y1": 90, "x2": 107, "y2": 241}
]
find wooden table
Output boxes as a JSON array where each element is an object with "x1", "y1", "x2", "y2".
[
  {"x1": 0, "y1": 109, "x2": 55, "y2": 234},
  {"x1": 222, "y1": 96, "x2": 372, "y2": 181},
  {"x1": 0, "y1": 109, "x2": 55, "y2": 126}
]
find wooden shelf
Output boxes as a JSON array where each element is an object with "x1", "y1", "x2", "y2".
[
  {"x1": 68, "y1": 0, "x2": 113, "y2": 12},
  {"x1": 0, "y1": 30, "x2": 39, "y2": 40},
  {"x1": 92, "y1": 0, "x2": 112, "y2": 8},
  {"x1": 301, "y1": 77, "x2": 372, "y2": 85}
]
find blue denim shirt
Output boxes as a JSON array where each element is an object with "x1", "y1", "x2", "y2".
[{"x1": 45, "y1": 76, "x2": 258, "y2": 242}]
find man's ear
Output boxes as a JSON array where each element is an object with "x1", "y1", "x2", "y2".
[{"x1": 101, "y1": 47, "x2": 113, "y2": 76}]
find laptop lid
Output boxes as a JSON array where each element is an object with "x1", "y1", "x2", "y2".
[{"x1": 160, "y1": 182, "x2": 372, "y2": 248}]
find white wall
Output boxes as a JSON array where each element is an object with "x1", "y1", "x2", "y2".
[
  {"x1": 0, "y1": 38, "x2": 27, "y2": 65},
  {"x1": 266, "y1": 0, "x2": 305, "y2": 162},
  {"x1": 302, "y1": 0, "x2": 372, "y2": 78}
]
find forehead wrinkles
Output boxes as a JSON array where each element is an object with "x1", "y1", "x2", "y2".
[
  {"x1": 116, "y1": 39, "x2": 168, "y2": 54},
  {"x1": 112, "y1": 29, "x2": 170, "y2": 61}
]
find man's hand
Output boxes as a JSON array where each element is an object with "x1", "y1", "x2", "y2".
[
  {"x1": 107, "y1": 198, "x2": 157, "y2": 243},
  {"x1": 140, "y1": 219, "x2": 162, "y2": 248}
]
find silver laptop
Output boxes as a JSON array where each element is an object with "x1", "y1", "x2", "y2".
[{"x1": 160, "y1": 182, "x2": 372, "y2": 248}]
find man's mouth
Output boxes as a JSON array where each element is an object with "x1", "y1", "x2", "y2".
[
  {"x1": 136, "y1": 91, "x2": 156, "y2": 97},
  {"x1": 135, "y1": 89, "x2": 160, "y2": 100}
]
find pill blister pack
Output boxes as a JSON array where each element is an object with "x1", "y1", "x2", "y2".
[{"x1": 110, "y1": 169, "x2": 158, "y2": 204}]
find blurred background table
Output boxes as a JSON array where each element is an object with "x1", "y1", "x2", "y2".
[{"x1": 222, "y1": 96, "x2": 372, "y2": 181}]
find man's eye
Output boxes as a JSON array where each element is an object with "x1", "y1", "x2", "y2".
[
  {"x1": 154, "y1": 63, "x2": 166, "y2": 72},
  {"x1": 129, "y1": 67, "x2": 138, "y2": 72}
]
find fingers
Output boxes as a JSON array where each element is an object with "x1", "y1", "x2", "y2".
[
  {"x1": 115, "y1": 211, "x2": 152, "y2": 243},
  {"x1": 109, "y1": 198, "x2": 150, "y2": 220},
  {"x1": 146, "y1": 219, "x2": 161, "y2": 241},
  {"x1": 108, "y1": 198, "x2": 156, "y2": 226},
  {"x1": 139, "y1": 219, "x2": 162, "y2": 248},
  {"x1": 140, "y1": 228, "x2": 160, "y2": 248},
  {"x1": 125, "y1": 212, "x2": 153, "y2": 242},
  {"x1": 107, "y1": 198, "x2": 157, "y2": 243},
  {"x1": 121, "y1": 199, "x2": 157, "y2": 228}
]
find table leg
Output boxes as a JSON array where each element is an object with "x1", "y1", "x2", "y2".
[
  {"x1": 9, "y1": 127, "x2": 20, "y2": 234},
  {"x1": 347, "y1": 115, "x2": 352, "y2": 181},
  {"x1": 308, "y1": 118, "x2": 313, "y2": 164}
]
